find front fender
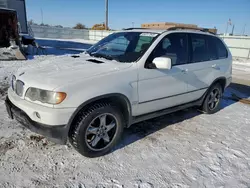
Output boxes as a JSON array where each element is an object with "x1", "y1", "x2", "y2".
[{"x1": 53, "y1": 67, "x2": 138, "y2": 113}]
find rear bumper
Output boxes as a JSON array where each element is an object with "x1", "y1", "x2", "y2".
[
  {"x1": 5, "y1": 97, "x2": 68, "y2": 144},
  {"x1": 226, "y1": 76, "x2": 232, "y2": 88}
]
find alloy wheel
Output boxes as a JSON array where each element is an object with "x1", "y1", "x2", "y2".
[
  {"x1": 208, "y1": 88, "x2": 221, "y2": 110},
  {"x1": 85, "y1": 113, "x2": 118, "y2": 151}
]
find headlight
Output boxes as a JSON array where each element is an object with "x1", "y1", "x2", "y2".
[
  {"x1": 25, "y1": 88, "x2": 67, "y2": 104},
  {"x1": 12, "y1": 75, "x2": 16, "y2": 91}
]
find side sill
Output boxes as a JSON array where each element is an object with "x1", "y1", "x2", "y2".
[{"x1": 130, "y1": 96, "x2": 204, "y2": 126}]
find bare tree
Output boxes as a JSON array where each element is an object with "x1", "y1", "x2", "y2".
[{"x1": 73, "y1": 23, "x2": 86, "y2": 29}]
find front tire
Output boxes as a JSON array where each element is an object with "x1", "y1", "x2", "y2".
[
  {"x1": 201, "y1": 83, "x2": 223, "y2": 114},
  {"x1": 69, "y1": 103, "x2": 124, "y2": 158}
]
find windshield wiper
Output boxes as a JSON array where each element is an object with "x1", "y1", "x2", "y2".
[
  {"x1": 91, "y1": 53, "x2": 113, "y2": 60},
  {"x1": 91, "y1": 53, "x2": 120, "y2": 62}
]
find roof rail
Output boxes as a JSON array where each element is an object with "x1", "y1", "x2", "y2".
[
  {"x1": 123, "y1": 28, "x2": 149, "y2": 30},
  {"x1": 167, "y1": 26, "x2": 216, "y2": 35},
  {"x1": 123, "y1": 27, "x2": 216, "y2": 35}
]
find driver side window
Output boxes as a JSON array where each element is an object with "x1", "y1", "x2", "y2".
[{"x1": 146, "y1": 33, "x2": 188, "y2": 68}]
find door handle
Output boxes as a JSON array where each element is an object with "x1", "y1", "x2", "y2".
[
  {"x1": 181, "y1": 69, "x2": 188, "y2": 73},
  {"x1": 212, "y1": 64, "x2": 220, "y2": 70}
]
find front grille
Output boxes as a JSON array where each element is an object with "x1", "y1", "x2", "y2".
[{"x1": 15, "y1": 80, "x2": 25, "y2": 97}]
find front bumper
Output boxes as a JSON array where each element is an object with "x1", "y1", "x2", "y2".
[
  {"x1": 5, "y1": 97, "x2": 68, "y2": 144},
  {"x1": 8, "y1": 88, "x2": 75, "y2": 126}
]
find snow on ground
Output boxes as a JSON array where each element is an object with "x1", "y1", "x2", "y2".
[
  {"x1": 233, "y1": 59, "x2": 250, "y2": 72},
  {"x1": 232, "y1": 59, "x2": 250, "y2": 86},
  {"x1": 0, "y1": 48, "x2": 17, "y2": 60},
  {"x1": 0, "y1": 42, "x2": 250, "y2": 187}
]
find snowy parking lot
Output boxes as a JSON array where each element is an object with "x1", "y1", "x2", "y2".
[{"x1": 0, "y1": 41, "x2": 250, "y2": 187}]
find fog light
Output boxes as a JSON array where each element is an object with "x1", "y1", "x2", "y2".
[{"x1": 35, "y1": 112, "x2": 41, "y2": 119}]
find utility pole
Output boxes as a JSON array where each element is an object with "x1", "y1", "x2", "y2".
[
  {"x1": 132, "y1": 22, "x2": 134, "y2": 28},
  {"x1": 225, "y1": 23, "x2": 228, "y2": 35},
  {"x1": 41, "y1": 8, "x2": 44, "y2": 24},
  {"x1": 105, "y1": 0, "x2": 108, "y2": 30},
  {"x1": 231, "y1": 24, "x2": 235, "y2": 35},
  {"x1": 242, "y1": 24, "x2": 246, "y2": 35},
  {"x1": 225, "y1": 18, "x2": 231, "y2": 36}
]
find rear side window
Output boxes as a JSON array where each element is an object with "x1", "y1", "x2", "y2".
[
  {"x1": 190, "y1": 34, "x2": 209, "y2": 62},
  {"x1": 190, "y1": 34, "x2": 228, "y2": 63}
]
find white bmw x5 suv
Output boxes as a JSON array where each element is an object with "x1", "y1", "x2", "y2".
[{"x1": 6, "y1": 28, "x2": 232, "y2": 157}]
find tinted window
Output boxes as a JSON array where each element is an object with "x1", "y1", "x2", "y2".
[
  {"x1": 147, "y1": 33, "x2": 188, "y2": 66},
  {"x1": 207, "y1": 36, "x2": 218, "y2": 60},
  {"x1": 190, "y1": 34, "x2": 209, "y2": 62},
  {"x1": 214, "y1": 37, "x2": 228, "y2": 59},
  {"x1": 190, "y1": 34, "x2": 228, "y2": 63}
]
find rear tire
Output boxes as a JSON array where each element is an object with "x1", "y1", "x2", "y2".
[
  {"x1": 69, "y1": 103, "x2": 124, "y2": 158},
  {"x1": 201, "y1": 83, "x2": 223, "y2": 114}
]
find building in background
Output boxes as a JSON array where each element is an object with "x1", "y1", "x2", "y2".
[
  {"x1": 142, "y1": 22, "x2": 217, "y2": 34},
  {"x1": 0, "y1": 0, "x2": 28, "y2": 34}
]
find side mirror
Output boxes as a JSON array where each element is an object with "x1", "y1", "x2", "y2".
[{"x1": 153, "y1": 57, "x2": 172, "y2": 70}]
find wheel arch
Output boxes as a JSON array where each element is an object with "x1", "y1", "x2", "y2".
[
  {"x1": 200, "y1": 76, "x2": 227, "y2": 105},
  {"x1": 66, "y1": 93, "x2": 132, "y2": 136},
  {"x1": 210, "y1": 77, "x2": 227, "y2": 91}
]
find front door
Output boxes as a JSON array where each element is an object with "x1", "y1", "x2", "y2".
[{"x1": 136, "y1": 33, "x2": 191, "y2": 116}]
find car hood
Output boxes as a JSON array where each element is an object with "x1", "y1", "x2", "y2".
[{"x1": 16, "y1": 54, "x2": 132, "y2": 90}]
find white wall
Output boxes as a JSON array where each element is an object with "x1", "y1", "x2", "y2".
[
  {"x1": 220, "y1": 36, "x2": 250, "y2": 59},
  {"x1": 31, "y1": 25, "x2": 115, "y2": 41},
  {"x1": 31, "y1": 25, "x2": 90, "y2": 39},
  {"x1": 31, "y1": 25, "x2": 250, "y2": 59}
]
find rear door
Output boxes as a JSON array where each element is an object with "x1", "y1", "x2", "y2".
[
  {"x1": 210, "y1": 36, "x2": 231, "y2": 81},
  {"x1": 184, "y1": 33, "x2": 221, "y2": 101}
]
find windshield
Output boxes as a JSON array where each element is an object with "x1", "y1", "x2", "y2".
[{"x1": 86, "y1": 32, "x2": 159, "y2": 63}]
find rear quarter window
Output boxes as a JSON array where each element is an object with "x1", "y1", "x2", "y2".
[{"x1": 214, "y1": 37, "x2": 228, "y2": 59}]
